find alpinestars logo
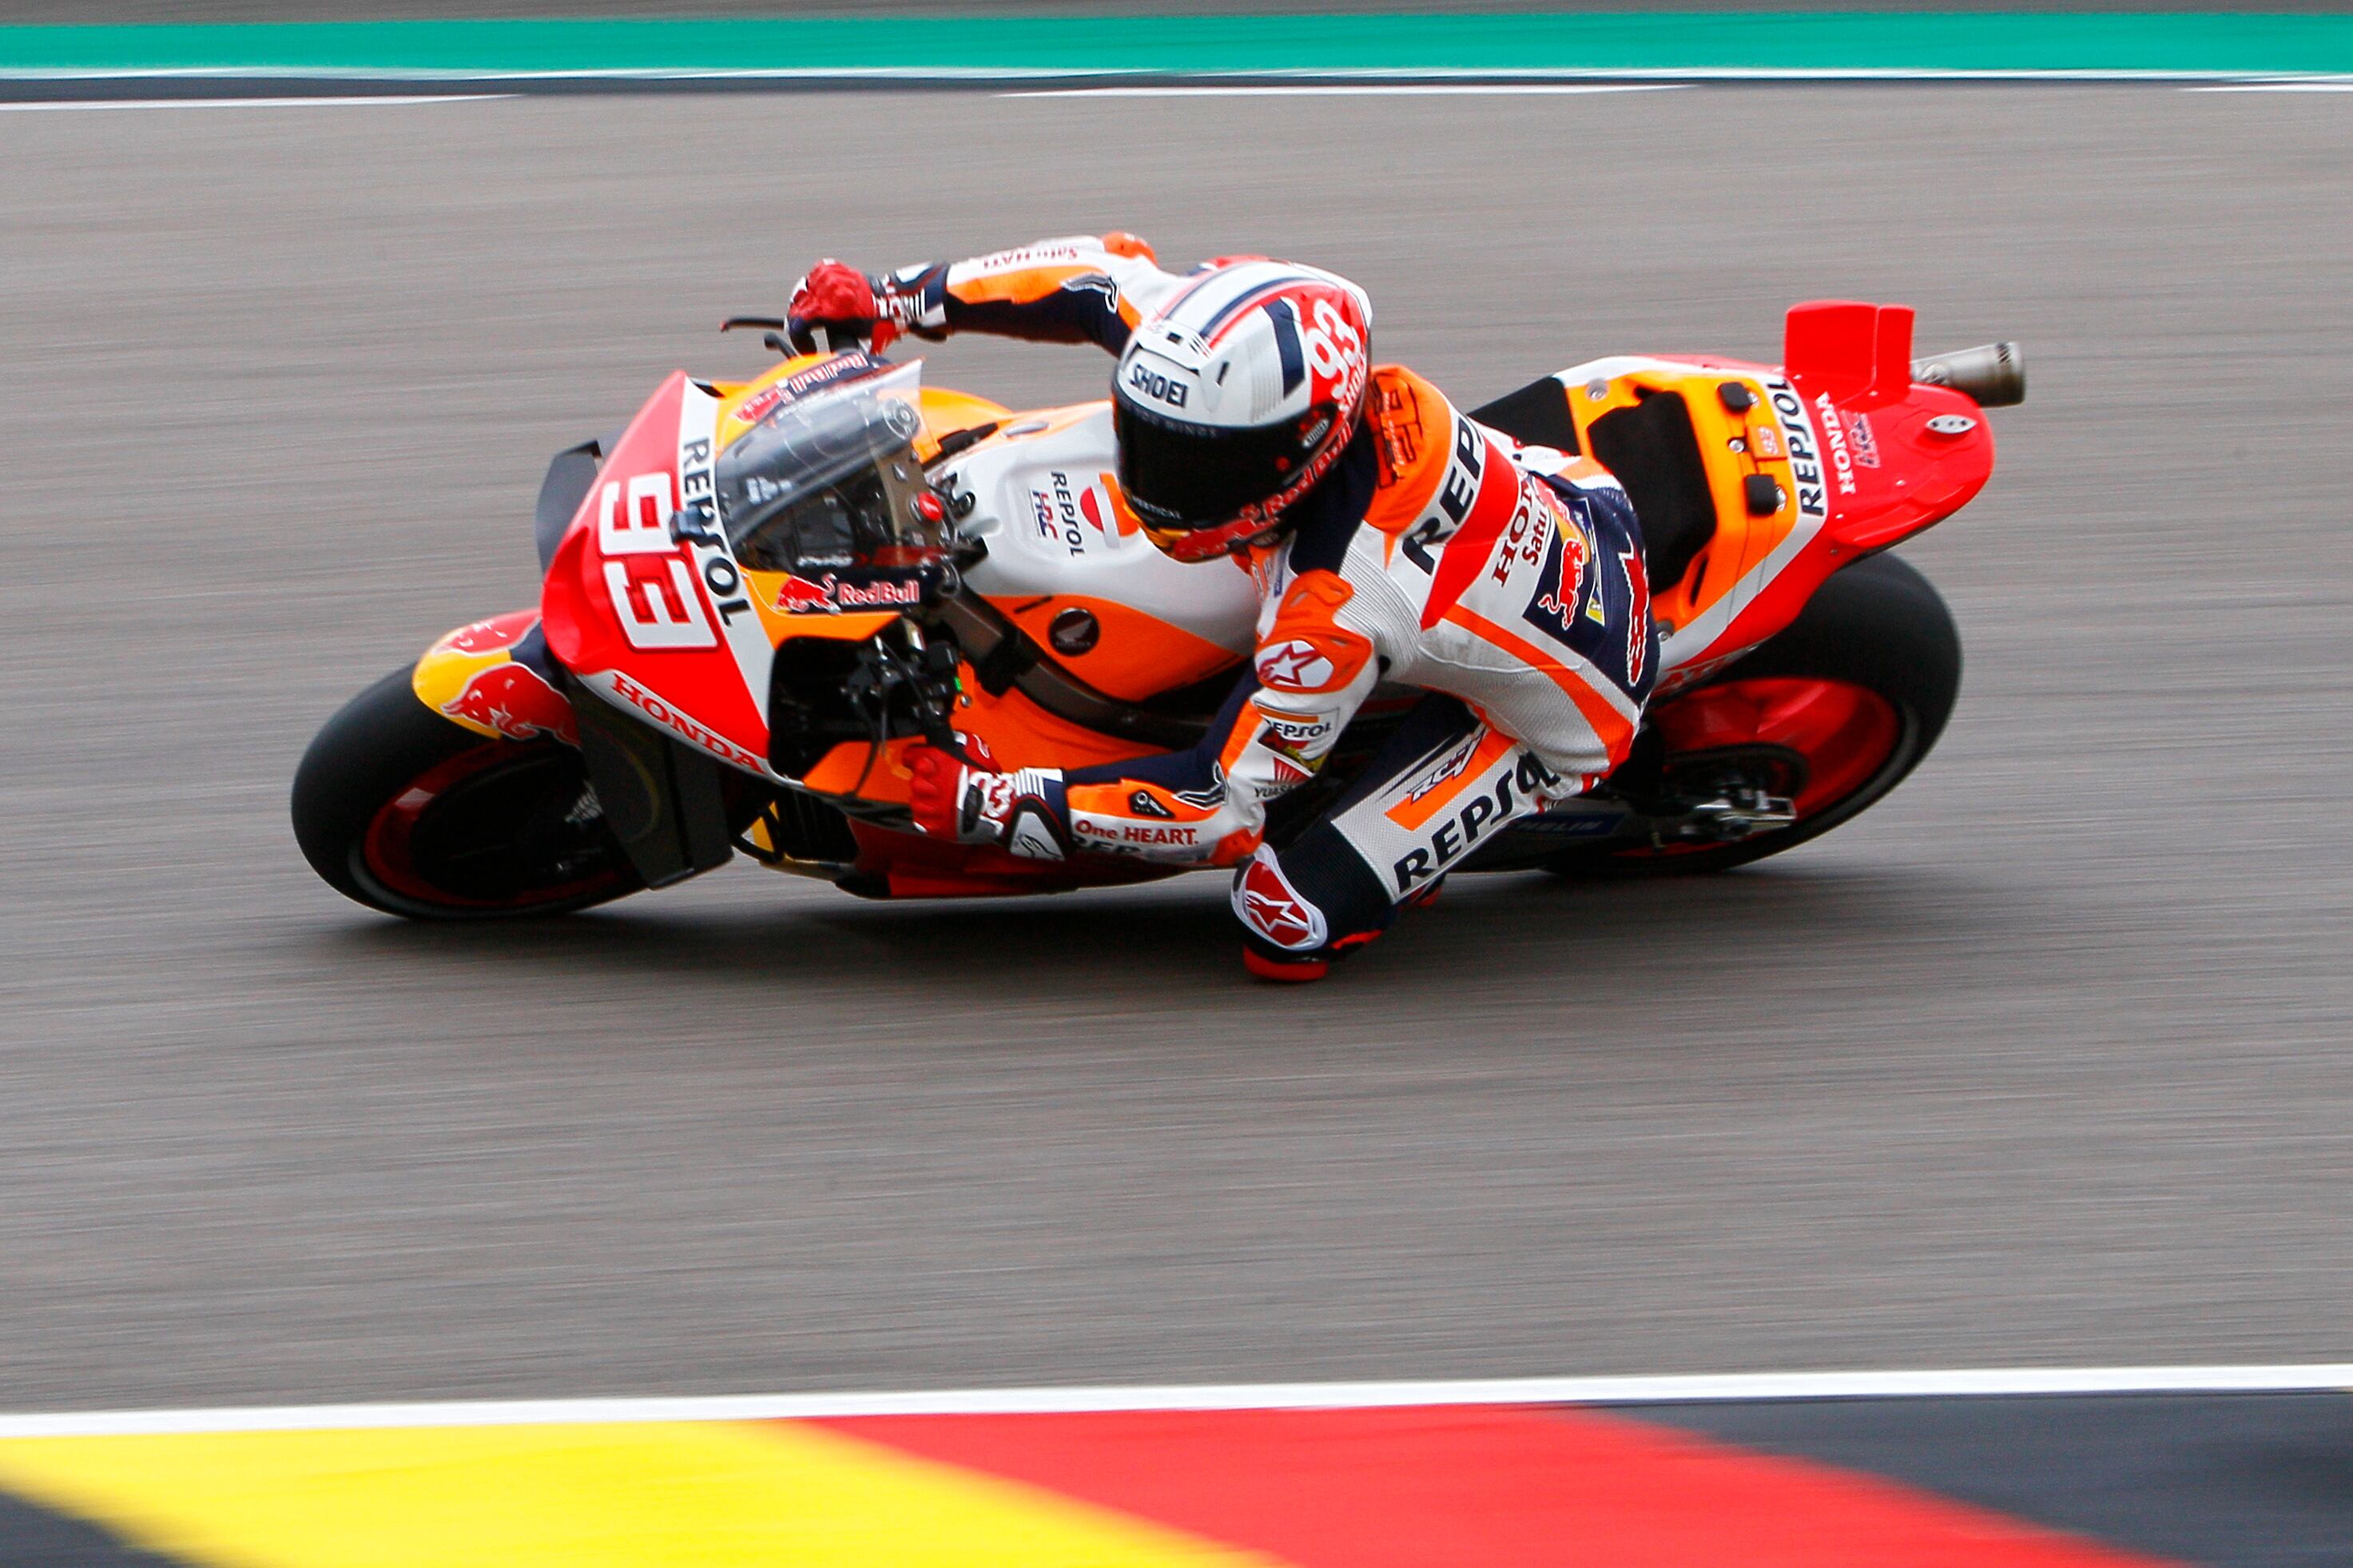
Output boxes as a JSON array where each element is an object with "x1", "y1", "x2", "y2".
[
  {"x1": 1255, "y1": 639, "x2": 1335, "y2": 692},
  {"x1": 1234, "y1": 851, "x2": 1327, "y2": 951}
]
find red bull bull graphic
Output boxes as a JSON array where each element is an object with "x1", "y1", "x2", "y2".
[{"x1": 439, "y1": 661, "x2": 578, "y2": 746}]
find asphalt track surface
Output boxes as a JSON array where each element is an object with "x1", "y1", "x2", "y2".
[{"x1": 2, "y1": 85, "x2": 2350, "y2": 1413}]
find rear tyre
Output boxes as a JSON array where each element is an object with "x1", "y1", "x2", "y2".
[
  {"x1": 1550, "y1": 551, "x2": 1962, "y2": 877},
  {"x1": 292, "y1": 666, "x2": 642, "y2": 919}
]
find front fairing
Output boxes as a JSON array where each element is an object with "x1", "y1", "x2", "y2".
[
  {"x1": 542, "y1": 370, "x2": 778, "y2": 775},
  {"x1": 539, "y1": 354, "x2": 1017, "y2": 785}
]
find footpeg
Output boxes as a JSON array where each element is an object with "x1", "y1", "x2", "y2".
[{"x1": 1669, "y1": 785, "x2": 1797, "y2": 844}]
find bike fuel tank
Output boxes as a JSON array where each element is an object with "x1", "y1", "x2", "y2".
[{"x1": 942, "y1": 403, "x2": 1258, "y2": 701}]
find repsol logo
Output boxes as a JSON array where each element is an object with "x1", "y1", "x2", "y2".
[
  {"x1": 1763, "y1": 376, "x2": 1830, "y2": 522},
  {"x1": 1401, "y1": 415, "x2": 1488, "y2": 574},
  {"x1": 673, "y1": 434, "x2": 754, "y2": 628},
  {"x1": 1127, "y1": 363, "x2": 1189, "y2": 408},
  {"x1": 1390, "y1": 752, "x2": 1562, "y2": 891}
]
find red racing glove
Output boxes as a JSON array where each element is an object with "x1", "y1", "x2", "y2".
[
  {"x1": 787, "y1": 259, "x2": 921, "y2": 355},
  {"x1": 905, "y1": 746, "x2": 1068, "y2": 861},
  {"x1": 906, "y1": 744, "x2": 972, "y2": 840}
]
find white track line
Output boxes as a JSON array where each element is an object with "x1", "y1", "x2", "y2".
[
  {"x1": 2189, "y1": 81, "x2": 2353, "y2": 93},
  {"x1": 3, "y1": 68, "x2": 2348, "y2": 89},
  {"x1": 1003, "y1": 83, "x2": 1686, "y2": 98},
  {"x1": 0, "y1": 94, "x2": 511, "y2": 112},
  {"x1": 2, "y1": 1365, "x2": 2348, "y2": 1439}
]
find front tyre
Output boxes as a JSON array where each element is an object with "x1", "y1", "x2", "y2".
[
  {"x1": 292, "y1": 667, "x2": 642, "y2": 919},
  {"x1": 1552, "y1": 551, "x2": 1963, "y2": 877}
]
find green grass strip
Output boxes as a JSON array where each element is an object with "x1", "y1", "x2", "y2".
[{"x1": 2, "y1": 13, "x2": 2350, "y2": 81}]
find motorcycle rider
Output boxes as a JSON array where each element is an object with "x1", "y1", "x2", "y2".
[{"x1": 787, "y1": 234, "x2": 1659, "y2": 980}]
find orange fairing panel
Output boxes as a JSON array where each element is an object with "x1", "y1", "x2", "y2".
[
  {"x1": 801, "y1": 677, "x2": 1168, "y2": 806},
  {"x1": 1564, "y1": 323, "x2": 1991, "y2": 681},
  {"x1": 997, "y1": 595, "x2": 1243, "y2": 702},
  {"x1": 918, "y1": 387, "x2": 1016, "y2": 456}
]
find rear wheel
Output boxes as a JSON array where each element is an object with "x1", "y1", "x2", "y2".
[
  {"x1": 292, "y1": 667, "x2": 642, "y2": 919},
  {"x1": 1551, "y1": 551, "x2": 1961, "y2": 877}
]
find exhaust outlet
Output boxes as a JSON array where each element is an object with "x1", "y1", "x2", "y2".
[{"x1": 1910, "y1": 341, "x2": 2025, "y2": 407}]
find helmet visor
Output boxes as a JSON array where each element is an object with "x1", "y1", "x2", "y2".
[{"x1": 1113, "y1": 395, "x2": 1323, "y2": 530}]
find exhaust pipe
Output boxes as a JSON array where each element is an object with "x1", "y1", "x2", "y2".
[{"x1": 1910, "y1": 341, "x2": 2025, "y2": 407}]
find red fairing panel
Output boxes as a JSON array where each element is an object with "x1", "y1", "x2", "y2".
[
  {"x1": 541, "y1": 372, "x2": 777, "y2": 776},
  {"x1": 1649, "y1": 303, "x2": 1993, "y2": 692},
  {"x1": 1783, "y1": 300, "x2": 1995, "y2": 554}
]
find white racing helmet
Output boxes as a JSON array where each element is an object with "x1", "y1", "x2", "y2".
[{"x1": 1111, "y1": 260, "x2": 1373, "y2": 562}]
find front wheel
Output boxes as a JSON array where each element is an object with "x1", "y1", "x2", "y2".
[
  {"x1": 292, "y1": 667, "x2": 642, "y2": 919},
  {"x1": 1550, "y1": 550, "x2": 1962, "y2": 877}
]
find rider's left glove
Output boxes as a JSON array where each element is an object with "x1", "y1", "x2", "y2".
[
  {"x1": 907, "y1": 746, "x2": 1069, "y2": 862},
  {"x1": 786, "y1": 260, "x2": 923, "y2": 355}
]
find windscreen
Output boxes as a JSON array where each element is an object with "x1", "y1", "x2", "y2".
[{"x1": 716, "y1": 361, "x2": 933, "y2": 574}]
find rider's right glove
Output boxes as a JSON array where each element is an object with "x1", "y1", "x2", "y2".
[
  {"x1": 906, "y1": 746, "x2": 1068, "y2": 862},
  {"x1": 786, "y1": 259, "x2": 924, "y2": 355}
]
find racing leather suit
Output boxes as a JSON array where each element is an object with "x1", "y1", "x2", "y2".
[{"x1": 885, "y1": 235, "x2": 1659, "y2": 967}]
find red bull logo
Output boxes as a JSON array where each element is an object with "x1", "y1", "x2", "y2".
[
  {"x1": 440, "y1": 611, "x2": 539, "y2": 657},
  {"x1": 773, "y1": 573, "x2": 924, "y2": 614},
  {"x1": 1535, "y1": 517, "x2": 1591, "y2": 622},
  {"x1": 775, "y1": 574, "x2": 836, "y2": 613},
  {"x1": 441, "y1": 662, "x2": 578, "y2": 746}
]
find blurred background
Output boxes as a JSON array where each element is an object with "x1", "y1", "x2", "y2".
[{"x1": 2, "y1": 2, "x2": 2349, "y2": 1439}]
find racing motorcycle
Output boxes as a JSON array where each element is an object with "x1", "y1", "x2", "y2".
[{"x1": 292, "y1": 300, "x2": 2021, "y2": 921}]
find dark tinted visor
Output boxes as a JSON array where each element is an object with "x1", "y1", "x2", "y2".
[{"x1": 1114, "y1": 396, "x2": 1318, "y2": 527}]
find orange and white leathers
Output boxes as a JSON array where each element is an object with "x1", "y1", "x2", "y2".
[
  {"x1": 878, "y1": 233, "x2": 1657, "y2": 957},
  {"x1": 884, "y1": 232, "x2": 1190, "y2": 353},
  {"x1": 1056, "y1": 367, "x2": 1657, "y2": 883}
]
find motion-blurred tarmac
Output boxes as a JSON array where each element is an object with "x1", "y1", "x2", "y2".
[{"x1": 2, "y1": 85, "x2": 2348, "y2": 1409}]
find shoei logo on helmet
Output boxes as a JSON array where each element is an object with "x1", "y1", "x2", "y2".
[{"x1": 1127, "y1": 362, "x2": 1190, "y2": 409}]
